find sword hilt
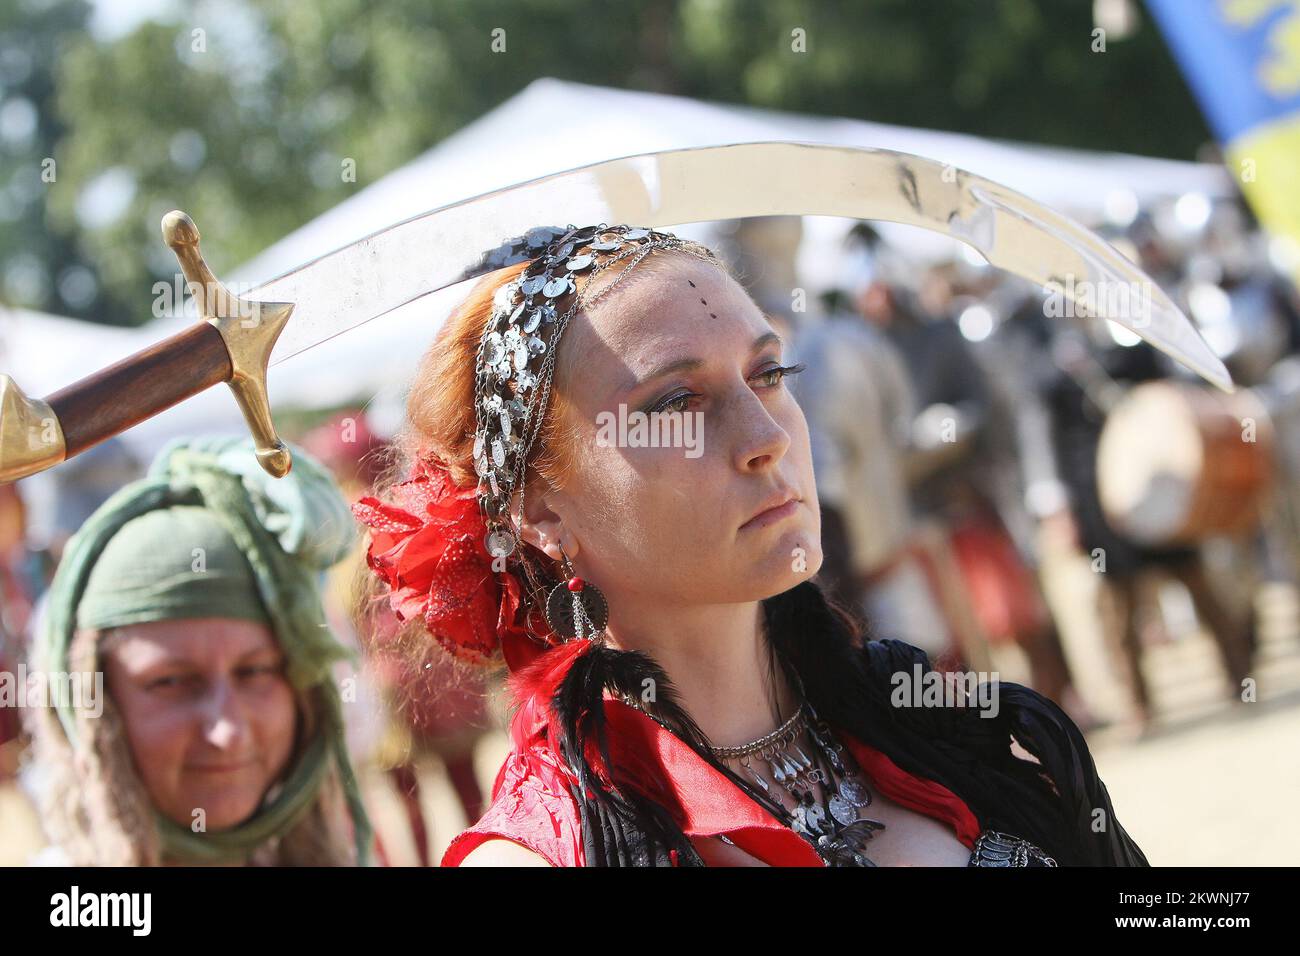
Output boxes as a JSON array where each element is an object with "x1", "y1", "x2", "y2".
[
  {"x1": 162, "y1": 210, "x2": 293, "y2": 478},
  {"x1": 0, "y1": 212, "x2": 293, "y2": 483}
]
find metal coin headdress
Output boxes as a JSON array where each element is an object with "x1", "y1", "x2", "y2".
[{"x1": 470, "y1": 224, "x2": 719, "y2": 571}]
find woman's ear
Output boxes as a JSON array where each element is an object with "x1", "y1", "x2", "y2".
[{"x1": 518, "y1": 486, "x2": 573, "y2": 563}]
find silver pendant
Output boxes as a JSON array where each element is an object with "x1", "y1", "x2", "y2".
[
  {"x1": 829, "y1": 794, "x2": 857, "y2": 827},
  {"x1": 744, "y1": 766, "x2": 771, "y2": 796},
  {"x1": 485, "y1": 529, "x2": 515, "y2": 558},
  {"x1": 839, "y1": 776, "x2": 870, "y2": 807},
  {"x1": 780, "y1": 753, "x2": 801, "y2": 781},
  {"x1": 790, "y1": 744, "x2": 813, "y2": 772},
  {"x1": 543, "y1": 276, "x2": 572, "y2": 298},
  {"x1": 769, "y1": 757, "x2": 787, "y2": 786},
  {"x1": 493, "y1": 281, "x2": 519, "y2": 310}
]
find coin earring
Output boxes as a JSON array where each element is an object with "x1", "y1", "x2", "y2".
[{"x1": 544, "y1": 542, "x2": 609, "y2": 641}]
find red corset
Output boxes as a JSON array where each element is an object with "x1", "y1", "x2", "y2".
[{"x1": 443, "y1": 697, "x2": 981, "y2": 867}]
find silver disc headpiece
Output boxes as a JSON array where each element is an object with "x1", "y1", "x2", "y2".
[{"x1": 470, "y1": 223, "x2": 720, "y2": 563}]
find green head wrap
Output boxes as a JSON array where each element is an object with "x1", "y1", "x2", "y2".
[
  {"x1": 36, "y1": 435, "x2": 372, "y2": 865},
  {"x1": 77, "y1": 506, "x2": 272, "y2": 632}
]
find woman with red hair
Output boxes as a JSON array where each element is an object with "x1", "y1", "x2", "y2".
[{"x1": 355, "y1": 223, "x2": 1147, "y2": 867}]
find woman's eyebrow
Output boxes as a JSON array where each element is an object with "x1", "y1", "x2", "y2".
[
  {"x1": 623, "y1": 332, "x2": 784, "y2": 392},
  {"x1": 135, "y1": 655, "x2": 195, "y2": 672},
  {"x1": 628, "y1": 355, "x2": 704, "y2": 391}
]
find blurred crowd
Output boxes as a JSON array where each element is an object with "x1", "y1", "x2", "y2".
[
  {"x1": 1, "y1": 196, "x2": 1298, "y2": 865},
  {"x1": 776, "y1": 197, "x2": 1300, "y2": 738}
]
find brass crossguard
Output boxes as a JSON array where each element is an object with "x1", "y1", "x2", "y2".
[
  {"x1": 161, "y1": 211, "x2": 293, "y2": 477},
  {"x1": 0, "y1": 211, "x2": 294, "y2": 483}
]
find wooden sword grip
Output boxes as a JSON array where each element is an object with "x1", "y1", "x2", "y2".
[{"x1": 46, "y1": 321, "x2": 233, "y2": 459}]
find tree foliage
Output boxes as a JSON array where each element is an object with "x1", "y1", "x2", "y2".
[{"x1": 2, "y1": 0, "x2": 1207, "y2": 326}]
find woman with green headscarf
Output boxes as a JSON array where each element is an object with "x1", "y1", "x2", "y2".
[{"x1": 25, "y1": 436, "x2": 371, "y2": 866}]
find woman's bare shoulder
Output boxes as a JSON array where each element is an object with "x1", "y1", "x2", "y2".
[{"x1": 456, "y1": 838, "x2": 554, "y2": 867}]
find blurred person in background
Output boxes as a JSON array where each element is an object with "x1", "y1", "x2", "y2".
[
  {"x1": 304, "y1": 410, "x2": 491, "y2": 866},
  {"x1": 1, "y1": 438, "x2": 138, "y2": 859},
  {"x1": 848, "y1": 228, "x2": 1077, "y2": 703},
  {"x1": 1180, "y1": 199, "x2": 1300, "y2": 595},
  {"x1": 1016, "y1": 244, "x2": 1257, "y2": 734},
  {"x1": 22, "y1": 436, "x2": 370, "y2": 865},
  {"x1": 792, "y1": 237, "x2": 951, "y2": 657},
  {"x1": 0, "y1": 483, "x2": 38, "y2": 781},
  {"x1": 919, "y1": 262, "x2": 1090, "y2": 726},
  {"x1": 851, "y1": 232, "x2": 992, "y2": 668}
]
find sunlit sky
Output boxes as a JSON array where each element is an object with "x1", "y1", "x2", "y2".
[{"x1": 87, "y1": 0, "x2": 180, "y2": 40}]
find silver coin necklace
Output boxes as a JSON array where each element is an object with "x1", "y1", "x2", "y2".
[{"x1": 709, "y1": 700, "x2": 887, "y2": 867}]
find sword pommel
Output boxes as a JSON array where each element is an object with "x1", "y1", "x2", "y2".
[{"x1": 162, "y1": 210, "x2": 294, "y2": 478}]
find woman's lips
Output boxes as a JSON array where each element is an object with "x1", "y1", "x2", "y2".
[
  {"x1": 185, "y1": 760, "x2": 256, "y2": 775},
  {"x1": 740, "y1": 498, "x2": 800, "y2": 531}
]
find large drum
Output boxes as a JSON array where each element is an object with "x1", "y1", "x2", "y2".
[{"x1": 1097, "y1": 380, "x2": 1273, "y2": 546}]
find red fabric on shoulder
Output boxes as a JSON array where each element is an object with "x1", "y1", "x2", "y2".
[
  {"x1": 441, "y1": 745, "x2": 584, "y2": 867},
  {"x1": 442, "y1": 659, "x2": 984, "y2": 866}
]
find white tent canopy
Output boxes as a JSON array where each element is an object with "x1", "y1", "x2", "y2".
[
  {"x1": 236, "y1": 78, "x2": 1233, "y2": 285},
  {"x1": 7, "y1": 78, "x2": 1235, "y2": 460},
  {"x1": 1, "y1": 307, "x2": 144, "y2": 396}
]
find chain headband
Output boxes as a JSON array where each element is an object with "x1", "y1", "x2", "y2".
[{"x1": 471, "y1": 224, "x2": 720, "y2": 579}]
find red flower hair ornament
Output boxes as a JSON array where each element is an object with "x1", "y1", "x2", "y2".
[{"x1": 351, "y1": 455, "x2": 557, "y2": 670}]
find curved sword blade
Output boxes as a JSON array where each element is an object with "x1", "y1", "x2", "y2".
[{"x1": 251, "y1": 141, "x2": 1231, "y2": 392}]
